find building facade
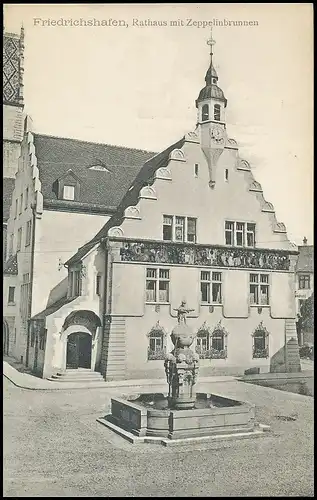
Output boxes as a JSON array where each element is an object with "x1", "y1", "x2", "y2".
[
  {"x1": 31, "y1": 39, "x2": 299, "y2": 380},
  {"x1": 4, "y1": 115, "x2": 156, "y2": 367},
  {"x1": 295, "y1": 238, "x2": 314, "y2": 345}
]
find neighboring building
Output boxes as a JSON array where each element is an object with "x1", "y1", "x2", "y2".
[
  {"x1": 3, "y1": 27, "x2": 24, "y2": 352},
  {"x1": 4, "y1": 120, "x2": 156, "y2": 366},
  {"x1": 29, "y1": 37, "x2": 299, "y2": 380},
  {"x1": 3, "y1": 255, "x2": 18, "y2": 356},
  {"x1": 295, "y1": 237, "x2": 314, "y2": 345},
  {"x1": 3, "y1": 27, "x2": 25, "y2": 261},
  {"x1": 3, "y1": 26, "x2": 25, "y2": 179}
]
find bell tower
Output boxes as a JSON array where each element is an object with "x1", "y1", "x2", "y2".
[
  {"x1": 196, "y1": 29, "x2": 227, "y2": 188},
  {"x1": 3, "y1": 25, "x2": 25, "y2": 179}
]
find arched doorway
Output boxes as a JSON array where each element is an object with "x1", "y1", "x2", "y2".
[
  {"x1": 3, "y1": 320, "x2": 9, "y2": 356},
  {"x1": 66, "y1": 332, "x2": 92, "y2": 369}
]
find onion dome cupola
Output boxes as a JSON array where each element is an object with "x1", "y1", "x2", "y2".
[{"x1": 196, "y1": 30, "x2": 227, "y2": 125}]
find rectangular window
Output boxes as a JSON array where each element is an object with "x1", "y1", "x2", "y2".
[
  {"x1": 225, "y1": 221, "x2": 256, "y2": 247},
  {"x1": 200, "y1": 271, "x2": 222, "y2": 304},
  {"x1": 9, "y1": 234, "x2": 14, "y2": 257},
  {"x1": 73, "y1": 270, "x2": 81, "y2": 296},
  {"x1": 163, "y1": 215, "x2": 173, "y2": 241},
  {"x1": 96, "y1": 274, "x2": 101, "y2": 296},
  {"x1": 246, "y1": 223, "x2": 256, "y2": 247},
  {"x1": 19, "y1": 193, "x2": 23, "y2": 214},
  {"x1": 299, "y1": 274, "x2": 310, "y2": 290},
  {"x1": 250, "y1": 273, "x2": 269, "y2": 305},
  {"x1": 236, "y1": 222, "x2": 245, "y2": 246},
  {"x1": 25, "y1": 220, "x2": 32, "y2": 247},
  {"x1": 225, "y1": 221, "x2": 234, "y2": 246},
  {"x1": 17, "y1": 228, "x2": 22, "y2": 252},
  {"x1": 63, "y1": 185, "x2": 75, "y2": 201},
  {"x1": 15, "y1": 199, "x2": 18, "y2": 219},
  {"x1": 8, "y1": 286, "x2": 15, "y2": 304},
  {"x1": 163, "y1": 215, "x2": 197, "y2": 243},
  {"x1": 187, "y1": 218, "x2": 197, "y2": 243},
  {"x1": 194, "y1": 164, "x2": 199, "y2": 177},
  {"x1": 146, "y1": 268, "x2": 170, "y2": 303},
  {"x1": 225, "y1": 169, "x2": 229, "y2": 182},
  {"x1": 20, "y1": 273, "x2": 30, "y2": 321},
  {"x1": 25, "y1": 187, "x2": 29, "y2": 210},
  {"x1": 174, "y1": 216, "x2": 185, "y2": 242}
]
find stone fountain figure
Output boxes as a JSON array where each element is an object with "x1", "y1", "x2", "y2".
[{"x1": 164, "y1": 301, "x2": 200, "y2": 410}]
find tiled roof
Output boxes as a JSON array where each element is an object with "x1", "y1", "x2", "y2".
[
  {"x1": 33, "y1": 134, "x2": 157, "y2": 209},
  {"x1": 296, "y1": 245, "x2": 314, "y2": 273},
  {"x1": 65, "y1": 136, "x2": 185, "y2": 266},
  {"x1": 3, "y1": 178, "x2": 15, "y2": 222},
  {"x1": 3, "y1": 253, "x2": 18, "y2": 275}
]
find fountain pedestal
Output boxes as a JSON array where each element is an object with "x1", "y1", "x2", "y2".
[{"x1": 164, "y1": 301, "x2": 199, "y2": 410}]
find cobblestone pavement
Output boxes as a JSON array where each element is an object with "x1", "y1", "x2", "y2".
[{"x1": 3, "y1": 377, "x2": 314, "y2": 497}]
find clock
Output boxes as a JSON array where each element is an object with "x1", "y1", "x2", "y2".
[{"x1": 210, "y1": 125, "x2": 225, "y2": 143}]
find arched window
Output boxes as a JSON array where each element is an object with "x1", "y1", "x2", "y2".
[
  {"x1": 202, "y1": 104, "x2": 209, "y2": 121},
  {"x1": 214, "y1": 104, "x2": 221, "y2": 121},
  {"x1": 147, "y1": 321, "x2": 167, "y2": 360},
  {"x1": 252, "y1": 322, "x2": 269, "y2": 358}
]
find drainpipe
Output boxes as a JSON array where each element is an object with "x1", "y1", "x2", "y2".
[{"x1": 25, "y1": 202, "x2": 37, "y2": 367}]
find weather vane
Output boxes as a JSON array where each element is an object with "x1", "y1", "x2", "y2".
[{"x1": 207, "y1": 27, "x2": 216, "y2": 66}]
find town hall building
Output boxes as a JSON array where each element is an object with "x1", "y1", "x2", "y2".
[{"x1": 23, "y1": 35, "x2": 299, "y2": 381}]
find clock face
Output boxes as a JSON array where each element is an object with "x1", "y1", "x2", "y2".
[{"x1": 210, "y1": 125, "x2": 224, "y2": 143}]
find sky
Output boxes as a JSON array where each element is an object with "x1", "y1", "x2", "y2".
[{"x1": 4, "y1": 3, "x2": 313, "y2": 246}]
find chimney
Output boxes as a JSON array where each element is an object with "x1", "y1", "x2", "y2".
[{"x1": 303, "y1": 236, "x2": 308, "y2": 245}]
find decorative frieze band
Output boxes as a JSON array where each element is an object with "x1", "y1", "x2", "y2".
[{"x1": 117, "y1": 240, "x2": 292, "y2": 271}]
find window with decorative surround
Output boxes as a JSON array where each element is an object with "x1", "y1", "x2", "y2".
[
  {"x1": 200, "y1": 271, "x2": 222, "y2": 304},
  {"x1": 147, "y1": 322, "x2": 167, "y2": 360},
  {"x1": 225, "y1": 221, "x2": 256, "y2": 247},
  {"x1": 252, "y1": 322, "x2": 269, "y2": 358},
  {"x1": 163, "y1": 215, "x2": 197, "y2": 243},
  {"x1": 146, "y1": 268, "x2": 170, "y2": 303},
  {"x1": 298, "y1": 274, "x2": 311, "y2": 290},
  {"x1": 19, "y1": 193, "x2": 23, "y2": 214},
  {"x1": 249, "y1": 273, "x2": 270, "y2": 305},
  {"x1": 195, "y1": 322, "x2": 228, "y2": 359}
]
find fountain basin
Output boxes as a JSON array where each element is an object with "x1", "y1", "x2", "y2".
[{"x1": 107, "y1": 392, "x2": 256, "y2": 440}]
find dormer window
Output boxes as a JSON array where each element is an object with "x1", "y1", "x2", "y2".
[
  {"x1": 63, "y1": 185, "x2": 75, "y2": 201},
  {"x1": 214, "y1": 104, "x2": 221, "y2": 121},
  {"x1": 202, "y1": 104, "x2": 209, "y2": 121},
  {"x1": 54, "y1": 169, "x2": 80, "y2": 201}
]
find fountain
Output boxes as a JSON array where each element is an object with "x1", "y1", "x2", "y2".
[{"x1": 97, "y1": 302, "x2": 269, "y2": 445}]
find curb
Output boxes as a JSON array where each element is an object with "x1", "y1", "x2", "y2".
[{"x1": 3, "y1": 361, "x2": 237, "y2": 391}]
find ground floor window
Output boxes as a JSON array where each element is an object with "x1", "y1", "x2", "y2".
[
  {"x1": 252, "y1": 322, "x2": 269, "y2": 358},
  {"x1": 195, "y1": 322, "x2": 228, "y2": 359},
  {"x1": 147, "y1": 321, "x2": 167, "y2": 360}
]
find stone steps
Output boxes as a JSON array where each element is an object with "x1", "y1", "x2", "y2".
[{"x1": 47, "y1": 370, "x2": 105, "y2": 383}]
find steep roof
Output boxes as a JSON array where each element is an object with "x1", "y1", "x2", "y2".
[
  {"x1": 296, "y1": 245, "x2": 314, "y2": 273},
  {"x1": 33, "y1": 134, "x2": 157, "y2": 209},
  {"x1": 65, "y1": 136, "x2": 185, "y2": 266},
  {"x1": 3, "y1": 253, "x2": 18, "y2": 275},
  {"x1": 3, "y1": 178, "x2": 15, "y2": 222}
]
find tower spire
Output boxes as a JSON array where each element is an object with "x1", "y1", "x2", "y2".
[{"x1": 207, "y1": 27, "x2": 216, "y2": 69}]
